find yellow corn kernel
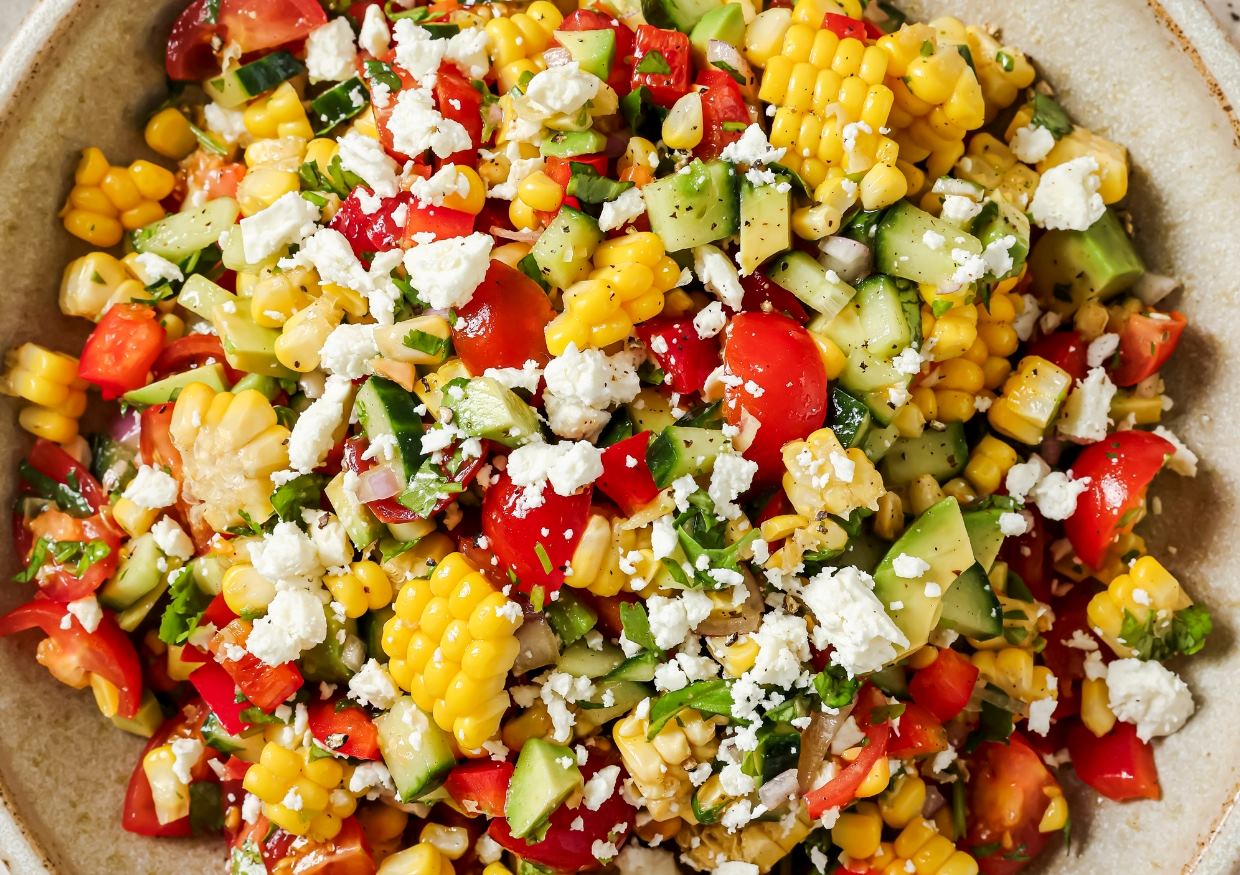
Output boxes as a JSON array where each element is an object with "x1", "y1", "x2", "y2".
[
  {"x1": 276, "y1": 297, "x2": 343, "y2": 372},
  {"x1": 881, "y1": 774, "x2": 927, "y2": 829},
  {"x1": 325, "y1": 561, "x2": 394, "y2": 618},
  {"x1": 855, "y1": 752, "x2": 891, "y2": 797},
  {"x1": 243, "y1": 82, "x2": 314, "y2": 140},
  {"x1": 18, "y1": 406, "x2": 78, "y2": 443},
  {"x1": 1081, "y1": 677, "x2": 1116, "y2": 737},
  {"x1": 860, "y1": 162, "x2": 908, "y2": 210},
  {"x1": 908, "y1": 473, "x2": 944, "y2": 516},
  {"x1": 222, "y1": 564, "x2": 278, "y2": 616},
  {"x1": 516, "y1": 171, "x2": 564, "y2": 213},
  {"x1": 376, "y1": 842, "x2": 454, "y2": 875},
  {"x1": 833, "y1": 803, "x2": 883, "y2": 859},
  {"x1": 1086, "y1": 555, "x2": 1194, "y2": 657},
  {"x1": 63, "y1": 209, "x2": 124, "y2": 247},
  {"x1": 441, "y1": 166, "x2": 487, "y2": 215},
  {"x1": 663, "y1": 91, "x2": 705, "y2": 150},
  {"x1": 971, "y1": 648, "x2": 1057, "y2": 704},
  {"x1": 987, "y1": 355, "x2": 1073, "y2": 445},
  {"x1": 420, "y1": 823, "x2": 470, "y2": 860},
  {"x1": 145, "y1": 108, "x2": 198, "y2": 159},
  {"x1": 810, "y1": 332, "x2": 848, "y2": 380},
  {"x1": 237, "y1": 167, "x2": 301, "y2": 216},
  {"x1": 69, "y1": 185, "x2": 117, "y2": 216},
  {"x1": 144, "y1": 745, "x2": 191, "y2": 825},
  {"x1": 1038, "y1": 789, "x2": 1069, "y2": 833},
  {"x1": 112, "y1": 497, "x2": 160, "y2": 538},
  {"x1": 128, "y1": 160, "x2": 177, "y2": 201},
  {"x1": 963, "y1": 435, "x2": 1018, "y2": 496},
  {"x1": 120, "y1": 201, "x2": 167, "y2": 231},
  {"x1": 75, "y1": 147, "x2": 111, "y2": 186},
  {"x1": 874, "y1": 492, "x2": 905, "y2": 541}
]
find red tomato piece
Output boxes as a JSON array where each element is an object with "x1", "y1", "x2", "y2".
[
  {"x1": 481, "y1": 471, "x2": 591, "y2": 594},
  {"x1": 631, "y1": 25, "x2": 692, "y2": 108},
  {"x1": 997, "y1": 508, "x2": 1052, "y2": 603},
  {"x1": 123, "y1": 701, "x2": 211, "y2": 836},
  {"x1": 908, "y1": 647, "x2": 981, "y2": 722},
  {"x1": 140, "y1": 402, "x2": 185, "y2": 480},
  {"x1": 189, "y1": 658, "x2": 254, "y2": 736},
  {"x1": 1110, "y1": 311, "x2": 1186, "y2": 387},
  {"x1": 806, "y1": 721, "x2": 891, "y2": 816},
  {"x1": 1064, "y1": 430, "x2": 1174, "y2": 568},
  {"x1": 307, "y1": 699, "x2": 382, "y2": 761},
  {"x1": 165, "y1": 0, "x2": 222, "y2": 80},
  {"x1": 202, "y1": 162, "x2": 248, "y2": 201},
  {"x1": 26, "y1": 438, "x2": 108, "y2": 513},
  {"x1": 0, "y1": 597, "x2": 143, "y2": 718},
  {"x1": 453, "y1": 260, "x2": 555, "y2": 373},
  {"x1": 402, "y1": 204, "x2": 476, "y2": 243},
  {"x1": 209, "y1": 619, "x2": 304, "y2": 712},
  {"x1": 1025, "y1": 330, "x2": 1088, "y2": 382},
  {"x1": 723, "y1": 311, "x2": 828, "y2": 485},
  {"x1": 964, "y1": 736, "x2": 1061, "y2": 875},
  {"x1": 694, "y1": 69, "x2": 750, "y2": 159},
  {"x1": 822, "y1": 12, "x2": 869, "y2": 40},
  {"x1": 25, "y1": 510, "x2": 122, "y2": 602},
  {"x1": 152, "y1": 334, "x2": 240, "y2": 382},
  {"x1": 219, "y1": 0, "x2": 327, "y2": 52},
  {"x1": 596, "y1": 432, "x2": 660, "y2": 515},
  {"x1": 78, "y1": 303, "x2": 167, "y2": 400},
  {"x1": 740, "y1": 273, "x2": 810, "y2": 325},
  {"x1": 488, "y1": 749, "x2": 636, "y2": 872},
  {"x1": 635, "y1": 316, "x2": 722, "y2": 394},
  {"x1": 1067, "y1": 721, "x2": 1160, "y2": 801},
  {"x1": 330, "y1": 189, "x2": 414, "y2": 256},
  {"x1": 444, "y1": 760, "x2": 515, "y2": 818},
  {"x1": 434, "y1": 65, "x2": 484, "y2": 166},
  {"x1": 557, "y1": 8, "x2": 635, "y2": 94},
  {"x1": 885, "y1": 702, "x2": 948, "y2": 757}
]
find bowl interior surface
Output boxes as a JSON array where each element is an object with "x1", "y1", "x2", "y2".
[{"x1": 0, "y1": 1, "x2": 1238, "y2": 873}]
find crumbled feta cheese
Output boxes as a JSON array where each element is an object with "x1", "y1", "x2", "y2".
[
  {"x1": 1059, "y1": 366, "x2": 1117, "y2": 444},
  {"x1": 133, "y1": 252, "x2": 183, "y2": 285},
  {"x1": 542, "y1": 344, "x2": 641, "y2": 440},
  {"x1": 348, "y1": 659, "x2": 399, "y2": 710},
  {"x1": 282, "y1": 228, "x2": 403, "y2": 324},
  {"x1": 922, "y1": 230, "x2": 945, "y2": 251},
  {"x1": 892, "y1": 346, "x2": 924, "y2": 376},
  {"x1": 892, "y1": 553, "x2": 931, "y2": 579},
  {"x1": 304, "y1": 510, "x2": 352, "y2": 568},
  {"x1": 713, "y1": 863, "x2": 760, "y2": 875},
  {"x1": 124, "y1": 465, "x2": 180, "y2": 509},
  {"x1": 708, "y1": 452, "x2": 758, "y2": 520},
  {"x1": 747, "y1": 610, "x2": 810, "y2": 688},
  {"x1": 247, "y1": 586, "x2": 329, "y2": 666},
  {"x1": 614, "y1": 844, "x2": 679, "y2": 875},
  {"x1": 320, "y1": 322, "x2": 379, "y2": 380},
  {"x1": 517, "y1": 61, "x2": 601, "y2": 124},
  {"x1": 1086, "y1": 332, "x2": 1120, "y2": 368},
  {"x1": 248, "y1": 521, "x2": 323, "y2": 583},
  {"x1": 386, "y1": 85, "x2": 472, "y2": 159},
  {"x1": 1030, "y1": 156, "x2": 1105, "y2": 231},
  {"x1": 483, "y1": 141, "x2": 544, "y2": 200},
  {"x1": 1027, "y1": 696, "x2": 1056, "y2": 736},
  {"x1": 946, "y1": 247, "x2": 988, "y2": 290},
  {"x1": 1152, "y1": 426, "x2": 1196, "y2": 476},
  {"x1": 829, "y1": 716, "x2": 866, "y2": 755},
  {"x1": 349, "y1": 761, "x2": 395, "y2": 797},
  {"x1": 506, "y1": 440, "x2": 604, "y2": 507},
  {"x1": 1106, "y1": 658, "x2": 1195, "y2": 741},
  {"x1": 1009, "y1": 125, "x2": 1056, "y2": 164},
  {"x1": 694, "y1": 244, "x2": 745, "y2": 310},
  {"x1": 402, "y1": 232, "x2": 493, "y2": 310},
  {"x1": 646, "y1": 590, "x2": 714, "y2": 649},
  {"x1": 241, "y1": 192, "x2": 321, "y2": 264},
  {"x1": 650, "y1": 515, "x2": 677, "y2": 560},
  {"x1": 719, "y1": 124, "x2": 786, "y2": 165},
  {"x1": 484, "y1": 359, "x2": 543, "y2": 393},
  {"x1": 1031, "y1": 470, "x2": 1091, "y2": 521},
  {"x1": 1005, "y1": 455, "x2": 1051, "y2": 504},
  {"x1": 999, "y1": 511, "x2": 1030, "y2": 537},
  {"x1": 66, "y1": 595, "x2": 102, "y2": 634},
  {"x1": 1012, "y1": 293, "x2": 1041, "y2": 341},
  {"x1": 981, "y1": 234, "x2": 1018, "y2": 279},
  {"x1": 940, "y1": 195, "x2": 982, "y2": 224},
  {"x1": 170, "y1": 737, "x2": 204, "y2": 785},
  {"x1": 288, "y1": 375, "x2": 354, "y2": 473},
  {"x1": 540, "y1": 671, "x2": 594, "y2": 742},
  {"x1": 598, "y1": 186, "x2": 646, "y2": 232},
  {"x1": 582, "y1": 764, "x2": 621, "y2": 811},
  {"x1": 358, "y1": 3, "x2": 391, "y2": 56},
  {"x1": 337, "y1": 131, "x2": 400, "y2": 198},
  {"x1": 693, "y1": 301, "x2": 728, "y2": 339},
  {"x1": 151, "y1": 516, "x2": 194, "y2": 561},
  {"x1": 203, "y1": 102, "x2": 248, "y2": 144},
  {"x1": 802, "y1": 566, "x2": 909, "y2": 676},
  {"x1": 408, "y1": 163, "x2": 470, "y2": 207},
  {"x1": 306, "y1": 18, "x2": 358, "y2": 83}
]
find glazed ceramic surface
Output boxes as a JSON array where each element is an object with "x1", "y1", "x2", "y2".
[{"x1": 0, "y1": 0, "x2": 1238, "y2": 872}]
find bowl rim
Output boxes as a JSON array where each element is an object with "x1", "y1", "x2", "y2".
[{"x1": 0, "y1": 0, "x2": 1238, "y2": 873}]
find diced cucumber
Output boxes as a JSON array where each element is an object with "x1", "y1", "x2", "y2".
[
  {"x1": 879, "y1": 423, "x2": 968, "y2": 488},
  {"x1": 647, "y1": 426, "x2": 731, "y2": 488},
  {"x1": 860, "y1": 423, "x2": 900, "y2": 464},
  {"x1": 178, "y1": 274, "x2": 237, "y2": 320},
  {"x1": 971, "y1": 194, "x2": 1029, "y2": 281},
  {"x1": 326, "y1": 471, "x2": 386, "y2": 552},
  {"x1": 206, "y1": 52, "x2": 304, "y2": 108},
  {"x1": 737, "y1": 178, "x2": 791, "y2": 275},
  {"x1": 626, "y1": 389, "x2": 676, "y2": 434},
  {"x1": 301, "y1": 608, "x2": 359, "y2": 684},
  {"x1": 829, "y1": 386, "x2": 872, "y2": 449},
  {"x1": 99, "y1": 533, "x2": 166, "y2": 610},
  {"x1": 938, "y1": 562, "x2": 1002, "y2": 638},
  {"x1": 540, "y1": 130, "x2": 609, "y2": 158},
  {"x1": 875, "y1": 201, "x2": 983, "y2": 291},
  {"x1": 602, "y1": 651, "x2": 658, "y2": 683},
  {"x1": 505, "y1": 738, "x2": 583, "y2": 840},
  {"x1": 642, "y1": 0, "x2": 724, "y2": 33},
  {"x1": 311, "y1": 77, "x2": 370, "y2": 135},
  {"x1": 90, "y1": 434, "x2": 137, "y2": 493},
  {"x1": 531, "y1": 206, "x2": 603, "y2": 289},
  {"x1": 962, "y1": 507, "x2": 1008, "y2": 572},
  {"x1": 201, "y1": 712, "x2": 264, "y2": 758},
  {"x1": 643, "y1": 159, "x2": 738, "y2": 251},
  {"x1": 189, "y1": 553, "x2": 228, "y2": 596},
  {"x1": 872, "y1": 497, "x2": 974, "y2": 655},
  {"x1": 868, "y1": 663, "x2": 908, "y2": 697},
  {"x1": 766, "y1": 251, "x2": 856, "y2": 321},
  {"x1": 355, "y1": 376, "x2": 426, "y2": 483},
  {"x1": 544, "y1": 590, "x2": 597, "y2": 648},
  {"x1": 1029, "y1": 208, "x2": 1144, "y2": 314},
  {"x1": 377, "y1": 698, "x2": 457, "y2": 801},
  {"x1": 212, "y1": 305, "x2": 296, "y2": 379},
  {"x1": 122, "y1": 363, "x2": 229, "y2": 408},
  {"x1": 741, "y1": 725, "x2": 799, "y2": 783},
  {"x1": 442, "y1": 376, "x2": 540, "y2": 448},
  {"x1": 231, "y1": 373, "x2": 281, "y2": 400},
  {"x1": 557, "y1": 639, "x2": 625, "y2": 678},
  {"x1": 117, "y1": 578, "x2": 171, "y2": 633},
  {"x1": 132, "y1": 198, "x2": 239, "y2": 262},
  {"x1": 574, "y1": 680, "x2": 653, "y2": 732},
  {"x1": 363, "y1": 606, "x2": 395, "y2": 661}
]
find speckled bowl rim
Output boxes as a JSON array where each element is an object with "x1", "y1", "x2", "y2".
[{"x1": 0, "y1": 0, "x2": 1238, "y2": 873}]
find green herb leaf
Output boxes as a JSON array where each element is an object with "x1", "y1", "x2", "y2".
[
  {"x1": 13, "y1": 537, "x2": 51, "y2": 584},
  {"x1": 238, "y1": 706, "x2": 287, "y2": 725},
  {"x1": 635, "y1": 49, "x2": 672, "y2": 76},
  {"x1": 619, "y1": 602, "x2": 660, "y2": 654},
  {"x1": 270, "y1": 473, "x2": 327, "y2": 523},
  {"x1": 869, "y1": 702, "x2": 907, "y2": 724},
  {"x1": 812, "y1": 663, "x2": 861, "y2": 709},
  {"x1": 403, "y1": 329, "x2": 451, "y2": 359},
  {"x1": 204, "y1": 0, "x2": 220, "y2": 24},
  {"x1": 187, "y1": 122, "x2": 228, "y2": 156},
  {"x1": 647, "y1": 679, "x2": 738, "y2": 738},
  {"x1": 534, "y1": 542, "x2": 554, "y2": 575},
  {"x1": 518, "y1": 253, "x2": 550, "y2": 291},
  {"x1": 1030, "y1": 92, "x2": 1073, "y2": 139},
  {"x1": 383, "y1": 2, "x2": 447, "y2": 22},
  {"x1": 566, "y1": 162, "x2": 634, "y2": 204},
  {"x1": 620, "y1": 86, "x2": 668, "y2": 142},
  {"x1": 711, "y1": 59, "x2": 746, "y2": 85},
  {"x1": 966, "y1": 687, "x2": 1016, "y2": 750},
  {"x1": 364, "y1": 59, "x2": 404, "y2": 92},
  {"x1": 19, "y1": 461, "x2": 94, "y2": 517},
  {"x1": 1169, "y1": 604, "x2": 1212, "y2": 656},
  {"x1": 159, "y1": 567, "x2": 212, "y2": 646},
  {"x1": 1118, "y1": 604, "x2": 1212, "y2": 661},
  {"x1": 995, "y1": 50, "x2": 1015, "y2": 73},
  {"x1": 529, "y1": 584, "x2": 545, "y2": 613},
  {"x1": 955, "y1": 44, "x2": 976, "y2": 71}
]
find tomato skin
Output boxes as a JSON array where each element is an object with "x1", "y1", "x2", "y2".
[
  {"x1": 165, "y1": 0, "x2": 221, "y2": 80},
  {"x1": 0, "y1": 598, "x2": 143, "y2": 718},
  {"x1": 635, "y1": 317, "x2": 722, "y2": 394},
  {"x1": 307, "y1": 699, "x2": 382, "y2": 761},
  {"x1": 78, "y1": 304, "x2": 167, "y2": 400},
  {"x1": 723, "y1": 311, "x2": 828, "y2": 485},
  {"x1": 452, "y1": 260, "x2": 555, "y2": 373},
  {"x1": 166, "y1": 0, "x2": 327, "y2": 80},
  {"x1": 741, "y1": 273, "x2": 810, "y2": 325},
  {"x1": 152, "y1": 334, "x2": 241, "y2": 382},
  {"x1": 444, "y1": 760, "x2": 514, "y2": 818},
  {"x1": 331, "y1": 189, "x2": 413, "y2": 256},
  {"x1": 596, "y1": 432, "x2": 660, "y2": 515},
  {"x1": 822, "y1": 12, "x2": 870, "y2": 39},
  {"x1": 123, "y1": 702, "x2": 211, "y2": 836},
  {"x1": 965, "y1": 736, "x2": 1061, "y2": 875},
  {"x1": 1110, "y1": 311, "x2": 1186, "y2": 386},
  {"x1": 481, "y1": 471, "x2": 591, "y2": 594},
  {"x1": 209, "y1": 619, "x2": 304, "y2": 713},
  {"x1": 269, "y1": 816, "x2": 377, "y2": 875},
  {"x1": 885, "y1": 702, "x2": 948, "y2": 757},
  {"x1": 1025, "y1": 330, "x2": 1088, "y2": 382},
  {"x1": 909, "y1": 647, "x2": 980, "y2": 722},
  {"x1": 434, "y1": 66, "x2": 485, "y2": 166},
  {"x1": 25, "y1": 511, "x2": 122, "y2": 602},
  {"x1": 402, "y1": 204, "x2": 476, "y2": 242},
  {"x1": 806, "y1": 721, "x2": 890, "y2": 816},
  {"x1": 26, "y1": 438, "x2": 109, "y2": 514},
  {"x1": 1067, "y1": 721, "x2": 1161, "y2": 801},
  {"x1": 631, "y1": 26, "x2": 692, "y2": 108},
  {"x1": 694, "y1": 69, "x2": 750, "y2": 159},
  {"x1": 1064, "y1": 430, "x2": 1174, "y2": 568},
  {"x1": 341, "y1": 437, "x2": 488, "y2": 524}
]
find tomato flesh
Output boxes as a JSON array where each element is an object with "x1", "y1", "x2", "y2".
[
  {"x1": 909, "y1": 647, "x2": 980, "y2": 722},
  {"x1": 631, "y1": 26, "x2": 692, "y2": 108},
  {"x1": 1111, "y1": 311, "x2": 1186, "y2": 386},
  {"x1": 452, "y1": 260, "x2": 555, "y2": 373},
  {"x1": 965, "y1": 736, "x2": 1061, "y2": 875},
  {"x1": 1067, "y1": 721, "x2": 1161, "y2": 801},
  {"x1": 307, "y1": 699, "x2": 382, "y2": 761},
  {"x1": 694, "y1": 69, "x2": 750, "y2": 159},
  {"x1": 78, "y1": 304, "x2": 166, "y2": 400},
  {"x1": 209, "y1": 619, "x2": 304, "y2": 713},
  {"x1": 444, "y1": 760, "x2": 514, "y2": 818},
  {"x1": 596, "y1": 432, "x2": 660, "y2": 515},
  {"x1": 481, "y1": 471, "x2": 591, "y2": 594},
  {"x1": 635, "y1": 316, "x2": 721, "y2": 394}
]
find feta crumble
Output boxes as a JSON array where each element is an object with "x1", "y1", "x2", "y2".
[
  {"x1": 1030, "y1": 156, "x2": 1105, "y2": 231},
  {"x1": 801, "y1": 566, "x2": 909, "y2": 676},
  {"x1": 1106, "y1": 658, "x2": 1195, "y2": 741},
  {"x1": 402, "y1": 232, "x2": 493, "y2": 310}
]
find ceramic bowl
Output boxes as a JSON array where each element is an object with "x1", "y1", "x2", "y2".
[{"x1": 1, "y1": 0, "x2": 1239, "y2": 872}]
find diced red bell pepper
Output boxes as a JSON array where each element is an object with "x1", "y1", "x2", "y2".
[
  {"x1": 1066, "y1": 721, "x2": 1161, "y2": 801},
  {"x1": 78, "y1": 303, "x2": 166, "y2": 400},
  {"x1": 444, "y1": 760, "x2": 514, "y2": 818},
  {"x1": 631, "y1": 25, "x2": 692, "y2": 108},
  {"x1": 822, "y1": 12, "x2": 869, "y2": 40},
  {"x1": 209, "y1": 619, "x2": 303, "y2": 713},
  {"x1": 330, "y1": 189, "x2": 413, "y2": 256},
  {"x1": 908, "y1": 647, "x2": 981, "y2": 722},
  {"x1": 189, "y1": 658, "x2": 253, "y2": 736},
  {"x1": 596, "y1": 432, "x2": 660, "y2": 515},
  {"x1": 308, "y1": 698, "x2": 382, "y2": 761},
  {"x1": 694, "y1": 68, "x2": 750, "y2": 160},
  {"x1": 635, "y1": 317, "x2": 722, "y2": 394}
]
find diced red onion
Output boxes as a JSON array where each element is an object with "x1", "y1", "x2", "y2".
[
  {"x1": 697, "y1": 571, "x2": 763, "y2": 636},
  {"x1": 818, "y1": 236, "x2": 873, "y2": 285},
  {"x1": 513, "y1": 611, "x2": 559, "y2": 674},
  {"x1": 490, "y1": 225, "x2": 542, "y2": 243},
  {"x1": 543, "y1": 47, "x2": 572, "y2": 68},
  {"x1": 758, "y1": 768, "x2": 800, "y2": 809},
  {"x1": 1039, "y1": 437, "x2": 1065, "y2": 467},
  {"x1": 922, "y1": 784, "x2": 947, "y2": 817},
  {"x1": 1133, "y1": 272, "x2": 1180, "y2": 306},
  {"x1": 354, "y1": 464, "x2": 402, "y2": 502},
  {"x1": 108, "y1": 409, "x2": 141, "y2": 447}
]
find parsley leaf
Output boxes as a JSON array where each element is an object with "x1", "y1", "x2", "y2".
[
  {"x1": 518, "y1": 253, "x2": 550, "y2": 291},
  {"x1": 19, "y1": 460, "x2": 93, "y2": 517},
  {"x1": 1030, "y1": 92, "x2": 1073, "y2": 139},
  {"x1": 812, "y1": 663, "x2": 861, "y2": 709},
  {"x1": 1118, "y1": 604, "x2": 1212, "y2": 660},
  {"x1": 158, "y1": 567, "x2": 212, "y2": 646},
  {"x1": 619, "y1": 86, "x2": 668, "y2": 142},
  {"x1": 566, "y1": 162, "x2": 634, "y2": 204},
  {"x1": 635, "y1": 49, "x2": 672, "y2": 76},
  {"x1": 403, "y1": 329, "x2": 451, "y2": 359},
  {"x1": 270, "y1": 473, "x2": 327, "y2": 523},
  {"x1": 619, "y1": 602, "x2": 660, "y2": 654},
  {"x1": 13, "y1": 537, "x2": 51, "y2": 583},
  {"x1": 647, "y1": 679, "x2": 738, "y2": 738},
  {"x1": 397, "y1": 459, "x2": 464, "y2": 517},
  {"x1": 711, "y1": 59, "x2": 746, "y2": 85}
]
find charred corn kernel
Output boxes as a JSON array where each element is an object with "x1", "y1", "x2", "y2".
[
  {"x1": 75, "y1": 147, "x2": 110, "y2": 185},
  {"x1": 881, "y1": 774, "x2": 927, "y2": 828},
  {"x1": 663, "y1": 91, "x2": 704, "y2": 150},
  {"x1": 325, "y1": 561, "x2": 394, "y2": 619},
  {"x1": 545, "y1": 233, "x2": 679, "y2": 354},
  {"x1": 383, "y1": 553, "x2": 521, "y2": 751},
  {"x1": 615, "y1": 707, "x2": 720, "y2": 821},
  {"x1": 516, "y1": 170, "x2": 563, "y2": 213},
  {"x1": 972, "y1": 648, "x2": 1057, "y2": 704},
  {"x1": 145, "y1": 108, "x2": 197, "y2": 158},
  {"x1": 128, "y1": 160, "x2": 176, "y2": 200},
  {"x1": 276, "y1": 297, "x2": 343, "y2": 372},
  {"x1": 783, "y1": 427, "x2": 886, "y2": 519},
  {"x1": 941, "y1": 476, "x2": 976, "y2": 505},
  {"x1": 376, "y1": 842, "x2": 455, "y2": 875},
  {"x1": 988, "y1": 355, "x2": 1073, "y2": 445},
  {"x1": 834, "y1": 803, "x2": 884, "y2": 859},
  {"x1": 171, "y1": 384, "x2": 291, "y2": 530},
  {"x1": 441, "y1": 166, "x2": 486, "y2": 214},
  {"x1": 1087, "y1": 556, "x2": 1194, "y2": 657},
  {"x1": 243, "y1": 742, "x2": 353, "y2": 839},
  {"x1": 144, "y1": 745, "x2": 191, "y2": 825},
  {"x1": 1078, "y1": 677, "x2": 1117, "y2": 738},
  {"x1": 222, "y1": 563, "x2": 278, "y2": 615},
  {"x1": 243, "y1": 82, "x2": 314, "y2": 139},
  {"x1": 485, "y1": 2, "x2": 561, "y2": 92},
  {"x1": 357, "y1": 804, "x2": 409, "y2": 862},
  {"x1": 112, "y1": 497, "x2": 159, "y2": 537},
  {"x1": 874, "y1": 491, "x2": 905, "y2": 541},
  {"x1": 63, "y1": 209, "x2": 124, "y2": 247},
  {"x1": 565, "y1": 512, "x2": 655, "y2": 596},
  {"x1": 964, "y1": 435, "x2": 1018, "y2": 496}
]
